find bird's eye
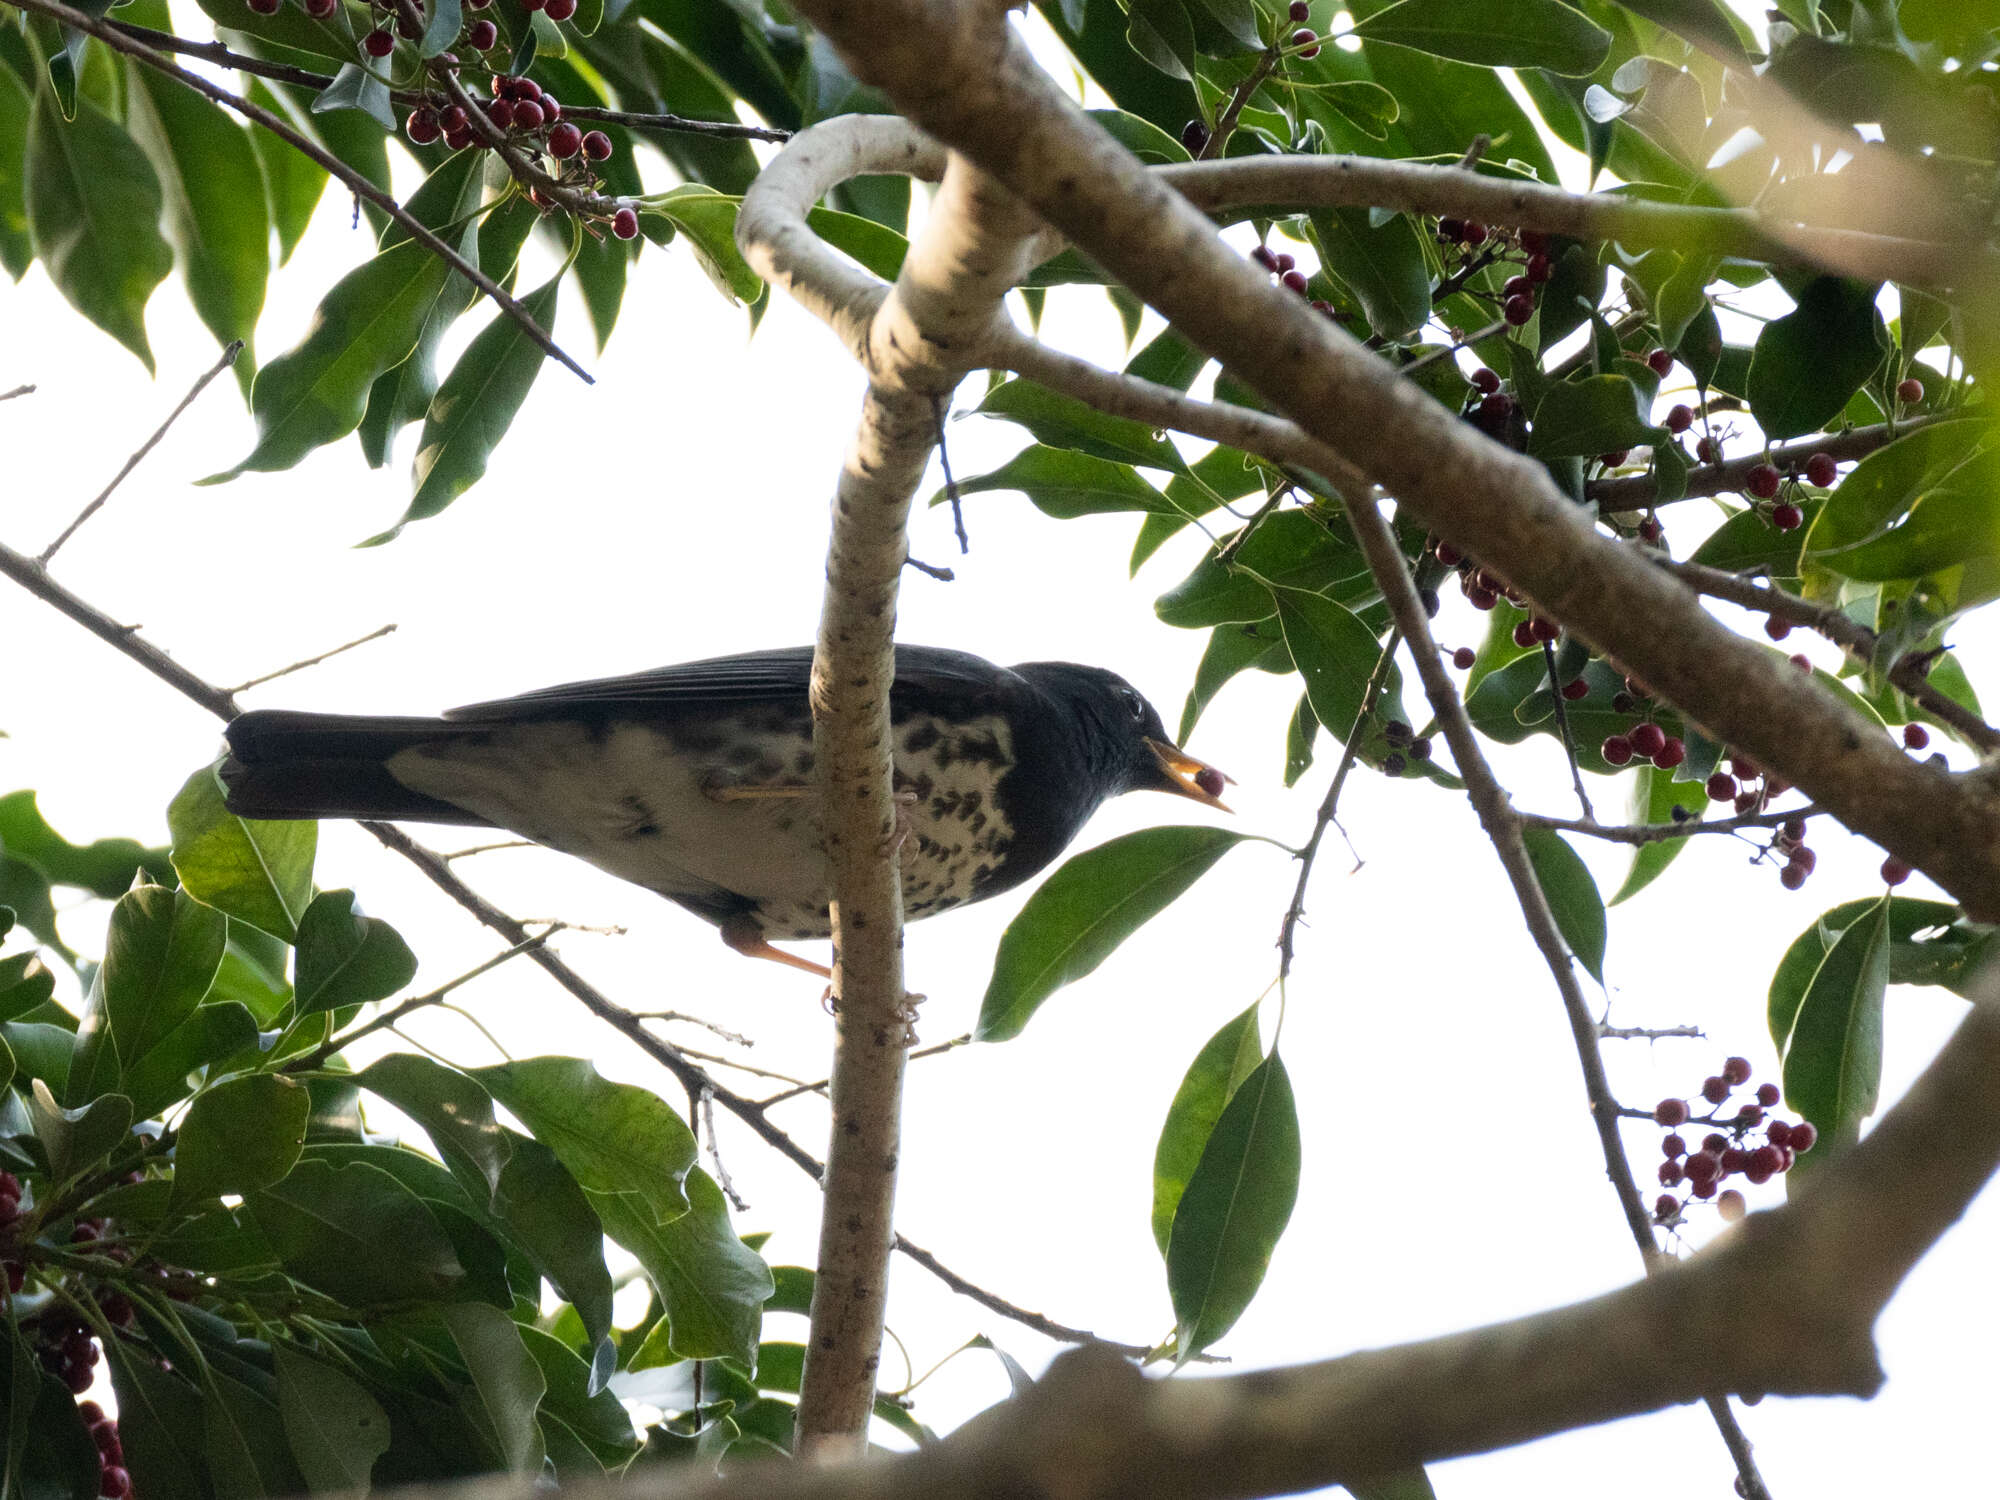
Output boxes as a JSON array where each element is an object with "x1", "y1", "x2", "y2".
[{"x1": 1119, "y1": 686, "x2": 1147, "y2": 723}]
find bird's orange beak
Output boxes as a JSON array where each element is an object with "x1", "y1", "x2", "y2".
[{"x1": 1147, "y1": 739, "x2": 1233, "y2": 812}]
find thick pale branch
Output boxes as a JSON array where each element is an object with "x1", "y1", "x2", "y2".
[{"x1": 786, "y1": 0, "x2": 2000, "y2": 921}]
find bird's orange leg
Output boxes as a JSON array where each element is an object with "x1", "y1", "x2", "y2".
[{"x1": 719, "y1": 915, "x2": 832, "y2": 979}]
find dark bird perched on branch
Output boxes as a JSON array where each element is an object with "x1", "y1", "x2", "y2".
[{"x1": 219, "y1": 644, "x2": 1229, "y2": 977}]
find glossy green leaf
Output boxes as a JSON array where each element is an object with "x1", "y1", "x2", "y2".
[
  {"x1": 1766, "y1": 896, "x2": 1972, "y2": 1049},
  {"x1": 0, "y1": 65, "x2": 35, "y2": 281},
  {"x1": 167, "y1": 766, "x2": 315, "y2": 941},
  {"x1": 1180, "y1": 618, "x2": 1290, "y2": 742},
  {"x1": 1819, "y1": 453, "x2": 2000, "y2": 580},
  {"x1": 979, "y1": 827, "x2": 1252, "y2": 1042},
  {"x1": 589, "y1": 1167, "x2": 771, "y2": 1366},
  {"x1": 419, "y1": 0, "x2": 462, "y2": 55},
  {"x1": 1780, "y1": 892, "x2": 1890, "y2": 1157},
  {"x1": 24, "y1": 86, "x2": 172, "y2": 369},
  {"x1": 1307, "y1": 206, "x2": 1430, "y2": 340},
  {"x1": 1275, "y1": 588, "x2": 1397, "y2": 742},
  {"x1": 473, "y1": 1056, "x2": 697, "y2": 1221},
  {"x1": 311, "y1": 62, "x2": 397, "y2": 133},
  {"x1": 118, "y1": 1000, "x2": 261, "y2": 1121},
  {"x1": 358, "y1": 1052, "x2": 511, "y2": 1198},
  {"x1": 1527, "y1": 375, "x2": 1664, "y2": 458},
  {"x1": 1689, "y1": 499, "x2": 1821, "y2": 578},
  {"x1": 1805, "y1": 418, "x2": 1990, "y2": 558},
  {"x1": 939, "y1": 444, "x2": 1175, "y2": 518},
  {"x1": 398, "y1": 272, "x2": 561, "y2": 528},
  {"x1": 126, "y1": 59, "x2": 268, "y2": 367},
  {"x1": 494, "y1": 1134, "x2": 617, "y2": 1352},
  {"x1": 978, "y1": 376, "x2": 1190, "y2": 475},
  {"x1": 242, "y1": 80, "x2": 325, "y2": 268},
  {"x1": 0, "y1": 790, "x2": 171, "y2": 896},
  {"x1": 273, "y1": 1344, "x2": 390, "y2": 1494},
  {"x1": 246, "y1": 1156, "x2": 464, "y2": 1304},
  {"x1": 27, "y1": 1078, "x2": 131, "y2": 1182},
  {"x1": 1156, "y1": 509, "x2": 1369, "y2": 628},
  {"x1": 443, "y1": 1304, "x2": 548, "y2": 1474},
  {"x1": 0, "y1": 952, "x2": 56, "y2": 1024},
  {"x1": 1604, "y1": 0, "x2": 1752, "y2": 65},
  {"x1": 175, "y1": 1073, "x2": 310, "y2": 1203},
  {"x1": 1127, "y1": 0, "x2": 1199, "y2": 80},
  {"x1": 194, "y1": 0, "x2": 358, "y2": 64},
  {"x1": 1748, "y1": 277, "x2": 1888, "y2": 441},
  {"x1": 1521, "y1": 828, "x2": 1607, "y2": 983},
  {"x1": 638, "y1": 185, "x2": 761, "y2": 302},
  {"x1": 2, "y1": 1345, "x2": 100, "y2": 1500},
  {"x1": 293, "y1": 888, "x2": 416, "y2": 1014},
  {"x1": 1153, "y1": 1003, "x2": 1263, "y2": 1254},
  {"x1": 1352, "y1": 0, "x2": 1611, "y2": 74},
  {"x1": 68, "y1": 884, "x2": 225, "y2": 1104},
  {"x1": 1346, "y1": 1467, "x2": 1439, "y2": 1500},
  {"x1": 106, "y1": 1340, "x2": 208, "y2": 1500},
  {"x1": 1166, "y1": 1054, "x2": 1300, "y2": 1358},
  {"x1": 519, "y1": 1324, "x2": 642, "y2": 1469},
  {"x1": 212, "y1": 238, "x2": 456, "y2": 481},
  {"x1": 1609, "y1": 764, "x2": 1708, "y2": 905}
]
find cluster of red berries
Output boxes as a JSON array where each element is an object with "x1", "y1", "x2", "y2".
[
  {"x1": 1735, "y1": 449, "x2": 1840, "y2": 532},
  {"x1": 1249, "y1": 243, "x2": 1350, "y2": 325},
  {"x1": 77, "y1": 1401, "x2": 132, "y2": 1499},
  {"x1": 1767, "y1": 812, "x2": 1817, "y2": 890},
  {"x1": 1601, "y1": 717, "x2": 1686, "y2": 770},
  {"x1": 1428, "y1": 530, "x2": 1532, "y2": 613},
  {"x1": 1651, "y1": 1059, "x2": 1817, "y2": 1228},
  {"x1": 1379, "y1": 718, "x2": 1433, "y2": 777},
  {"x1": 1436, "y1": 223, "x2": 1556, "y2": 328}
]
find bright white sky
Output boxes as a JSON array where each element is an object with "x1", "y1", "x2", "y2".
[{"x1": 1, "y1": 3, "x2": 1993, "y2": 1495}]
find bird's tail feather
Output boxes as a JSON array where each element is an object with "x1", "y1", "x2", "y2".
[{"x1": 219, "y1": 710, "x2": 490, "y2": 825}]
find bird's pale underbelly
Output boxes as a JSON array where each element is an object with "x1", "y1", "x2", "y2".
[{"x1": 385, "y1": 716, "x2": 1019, "y2": 939}]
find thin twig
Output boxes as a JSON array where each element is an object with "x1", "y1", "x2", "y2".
[
  {"x1": 904, "y1": 555, "x2": 956, "y2": 581},
  {"x1": 701, "y1": 1088, "x2": 749, "y2": 1211},
  {"x1": 1520, "y1": 805, "x2": 1819, "y2": 845},
  {"x1": 1277, "y1": 630, "x2": 1402, "y2": 982},
  {"x1": 223, "y1": 623, "x2": 398, "y2": 694},
  {"x1": 1658, "y1": 556, "x2": 2000, "y2": 752},
  {"x1": 1599, "y1": 1022, "x2": 1705, "y2": 1041},
  {"x1": 1200, "y1": 46, "x2": 1281, "y2": 162},
  {"x1": 629, "y1": 1012, "x2": 756, "y2": 1047},
  {"x1": 39, "y1": 341, "x2": 242, "y2": 564},
  {"x1": 103, "y1": 23, "x2": 791, "y2": 141},
  {"x1": 1540, "y1": 640, "x2": 1595, "y2": 823},
  {"x1": 1, "y1": 384, "x2": 35, "y2": 402},
  {"x1": 931, "y1": 396, "x2": 970, "y2": 555},
  {"x1": 1397, "y1": 318, "x2": 1507, "y2": 374},
  {"x1": 4, "y1": 0, "x2": 590, "y2": 385},
  {"x1": 1213, "y1": 484, "x2": 1289, "y2": 569},
  {"x1": 755, "y1": 1035, "x2": 970, "y2": 1107},
  {"x1": 1590, "y1": 414, "x2": 1951, "y2": 509},
  {"x1": 443, "y1": 839, "x2": 536, "y2": 860}
]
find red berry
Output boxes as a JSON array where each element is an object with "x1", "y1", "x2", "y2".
[
  {"x1": 1658, "y1": 1159, "x2": 1684, "y2": 1186},
  {"x1": 1291, "y1": 27, "x2": 1320, "y2": 56},
  {"x1": 1721, "y1": 1056, "x2": 1752, "y2": 1085},
  {"x1": 467, "y1": 17, "x2": 498, "y2": 48},
  {"x1": 1718, "y1": 1147, "x2": 1747, "y2": 1175},
  {"x1": 1647, "y1": 348, "x2": 1673, "y2": 376},
  {"x1": 1461, "y1": 221, "x2": 1488, "y2": 246},
  {"x1": 1655, "y1": 740, "x2": 1686, "y2": 775},
  {"x1": 1602, "y1": 734, "x2": 1635, "y2": 767},
  {"x1": 78, "y1": 1401, "x2": 105, "y2": 1427},
  {"x1": 1780, "y1": 863, "x2": 1808, "y2": 890},
  {"x1": 406, "y1": 107, "x2": 441, "y2": 143},
  {"x1": 1289, "y1": 0, "x2": 1310, "y2": 17},
  {"x1": 513, "y1": 98, "x2": 543, "y2": 129},
  {"x1": 1764, "y1": 615, "x2": 1792, "y2": 641},
  {"x1": 1512, "y1": 620, "x2": 1536, "y2": 649},
  {"x1": 1717, "y1": 1189, "x2": 1747, "y2": 1222},
  {"x1": 1756, "y1": 1082, "x2": 1781, "y2": 1107},
  {"x1": 1707, "y1": 772, "x2": 1737, "y2": 801},
  {"x1": 1790, "y1": 846, "x2": 1817, "y2": 875},
  {"x1": 1790, "y1": 1121, "x2": 1817, "y2": 1153},
  {"x1": 547, "y1": 121, "x2": 583, "y2": 158},
  {"x1": 1696, "y1": 436, "x2": 1718, "y2": 463},
  {"x1": 545, "y1": 0, "x2": 577, "y2": 16},
  {"x1": 1180, "y1": 120, "x2": 1210, "y2": 155},
  {"x1": 486, "y1": 97, "x2": 515, "y2": 129},
  {"x1": 1897, "y1": 375, "x2": 1925, "y2": 404},
  {"x1": 1691, "y1": 1177, "x2": 1719, "y2": 1200},
  {"x1": 612, "y1": 206, "x2": 640, "y2": 240},
  {"x1": 1662, "y1": 1133, "x2": 1686, "y2": 1158},
  {"x1": 1520, "y1": 229, "x2": 1550, "y2": 254},
  {"x1": 1737, "y1": 1104, "x2": 1764, "y2": 1127},
  {"x1": 1655, "y1": 1193, "x2": 1680, "y2": 1221},
  {"x1": 1470, "y1": 366, "x2": 1500, "y2": 394},
  {"x1": 1684, "y1": 1150, "x2": 1718, "y2": 1181},
  {"x1": 1273, "y1": 253, "x2": 1296, "y2": 272},
  {"x1": 1562, "y1": 678, "x2": 1589, "y2": 701},
  {"x1": 245, "y1": 0, "x2": 278, "y2": 13},
  {"x1": 1771, "y1": 502, "x2": 1804, "y2": 531},
  {"x1": 1701, "y1": 1075, "x2": 1730, "y2": 1104},
  {"x1": 1281, "y1": 269, "x2": 1310, "y2": 294},
  {"x1": 1526, "y1": 252, "x2": 1552, "y2": 283},
  {"x1": 1451, "y1": 646, "x2": 1475, "y2": 670},
  {"x1": 1436, "y1": 217, "x2": 1465, "y2": 242},
  {"x1": 1630, "y1": 722, "x2": 1667, "y2": 759},
  {"x1": 1882, "y1": 855, "x2": 1913, "y2": 885},
  {"x1": 100, "y1": 1467, "x2": 130, "y2": 1500},
  {"x1": 1502, "y1": 293, "x2": 1534, "y2": 325},
  {"x1": 363, "y1": 27, "x2": 394, "y2": 57},
  {"x1": 303, "y1": 0, "x2": 336, "y2": 16},
  {"x1": 1599, "y1": 449, "x2": 1628, "y2": 467},
  {"x1": 1903, "y1": 722, "x2": 1930, "y2": 750},
  {"x1": 1653, "y1": 1097, "x2": 1688, "y2": 1127},
  {"x1": 1746, "y1": 463, "x2": 1782, "y2": 499},
  {"x1": 1747, "y1": 1146, "x2": 1782, "y2": 1182},
  {"x1": 582, "y1": 129, "x2": 614, "y2": 162},
  {"x1": 442, "y1": 128, "x2": 473, "y2": 151},
  {"x1": 1805, "y1": 452, "x2": 1838, "y2": 487},
  {"x1": 1502, "y1": 274, "x2": 1533, "y2": 300},
  {"x1": 1664, "y1": 403, "x2": 1694, "y2": 433},
  {"x1": 1637, "y1": 516, "x2": 1663, "y2": 542}
]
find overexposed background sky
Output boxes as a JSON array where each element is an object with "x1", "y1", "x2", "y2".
[{"x1": 2, "y1": 3, "x2": 1994, "y2": 1494}]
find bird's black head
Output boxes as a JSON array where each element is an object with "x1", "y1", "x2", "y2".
[{"x1": 1011, "y1": 662, "x2": 1231, "y2": 811}]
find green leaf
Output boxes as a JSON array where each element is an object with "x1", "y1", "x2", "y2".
[
  {"x1": 1520, "y1": 828, "x2": 1607, "y2": 983},
  {"x1": 1306, "y1": 207, "x2": 1430, "y2": 341},
  {"x1": 107, "y1": 1341, "x2": 208, "y2": 1500},
  {"x1": 293, "y1": 889, "x2": 417, "y2": 1014},
  {"x1": 0, "y1": 790, "x2": 170, "y2": 896},
  {"x1": 1817, "y1": 452, "x2": 2000, "y2": 580},
  {"x1": 246, "y1": 1156, "x2": 464, "y2": 1304},
  {"x1": 241, "y1": 80, "x2": 325, "y2": 267},
  {"x1": 1188, "y1": 0, "x2": 1262, "y2": 51},
  {"x1": 589, "y1": 1167, "x2": 771, "y2": 1366},
  {"x1": 1165, "y1": 1054, "x2": 1300, "y2": 1358},
  {"x1": 272, "y1": 1344, "x2": 390, "y2": 1494},
  {"x1": 398, "y1": 272, "x2": 562, "y2": 528},
  {"x1": 420, "y1": 0, "x2": 462, "y2": 55},
  {"x1": 27, "y1": 1079, "x2": 131, "y2": 1182},
  {"x1": 977, "y1": 376, "x2": 1190, "y2": 475},
  {"x1": 1765, "y1": 896, "x2": 1970, "y2": 1050},
  {"x1": 1152, "y1": 1003, "x2": 1263, "y2": 1254},
  {"x1": 358, "y1": 1053, "x2": 510, "y2": 1198},
  {"x1": 126, "y1": 59, "x2": 268, "y2": 367},
  {"x1": 118, "y1": 1000, "x2": 260, "y2": 1121},
  {"x1": 1352, "y1": 0, "x2": 1611, "y2": 74},
  {"x1": 2, "y1": 1349, "x2": 101, "y2": 1500},
  {"x1": 803, "y1": 203, "x2": 908, "y2": 281},
  {"x1": 1180, "y1": 618, "x2": 1290, "y2": 742},
  {"x1": 978, "y1": 827, "x2": 1252, "y2": 1042},
  {"x1": 1609, "y1": 764, "x2": 1707, "y2": 905},
  {"x1": 1527, "y1": 375, "x2": 1665, "y2": 458},
  {"x1": 1688, "y1": 500, "x2": 1820, "y2": 579},
  {"x1": 1747, "y1": 277, "x2": 1888, "y2": 441},
  {"x1": 1156, "y1": 509, "x2": 1369, "y2": 628},
  {"x1": 1346, "y1": 1467, "x2": 1439, "y2": 1500},
  {"x1": 1126, "y1": 0, "x2": 1199, "y2": 80},
  {"x1": 938, "y1": 444, "x2": 1175, "y2": 519},
  {"x1": 1780, "y1": 892, "x2": 1891, "y2": 1157},
  {"x1": 23, "y1": 84, "x2": 172, "y2": 369},
  {"x1": 638, "y1": 186, "x2": 761, "y2": 303},
  {"x1": 311, "y1": 62, "x2": 397, "y2": 133},
  {"x1": 0, "y1": 953, "x2": 55, "y2": 1023},
  {"x1": 1274, "y1": 589, "x2": 1395, "y2": 743},
  {"x1": 175, "y1": 1073, "x2": 310, "y2": 1203},
  {"x1": 1084, "y1": 107, "x2": 1192, "y2": 165},
  {"x1": 473, "y1": 1056, "x2": 697, "y2": 1222},
  {"x1": 212, "y1": 237, "x2": 456, "y2": 481},
  {"x1": 518, "y1": 1324, "x2": 642, "y2": 1469},
  {"x1": 443, "y1": 1304, "x2": 548, "y2": 1475},
  {"x1": 0, "y1": 63, "x2": 40, "y2": 281},
  {"x1": 1804, "y1": 418, "x2": 1991, "y2": 557},
  {"x1": 68, "y1": 885, "x2": 225, "y2": 1105},
  {"x1": 167, "y1": 765, "x2": 315, "y2": 942},
  {"x1": 1603, "y1": 0, "x2": 1752, "y2": 66}
]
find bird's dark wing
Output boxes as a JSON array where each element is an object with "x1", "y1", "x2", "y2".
[{"x1": 444, "y1": 644, "x2": 1011, "y2": 722}]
